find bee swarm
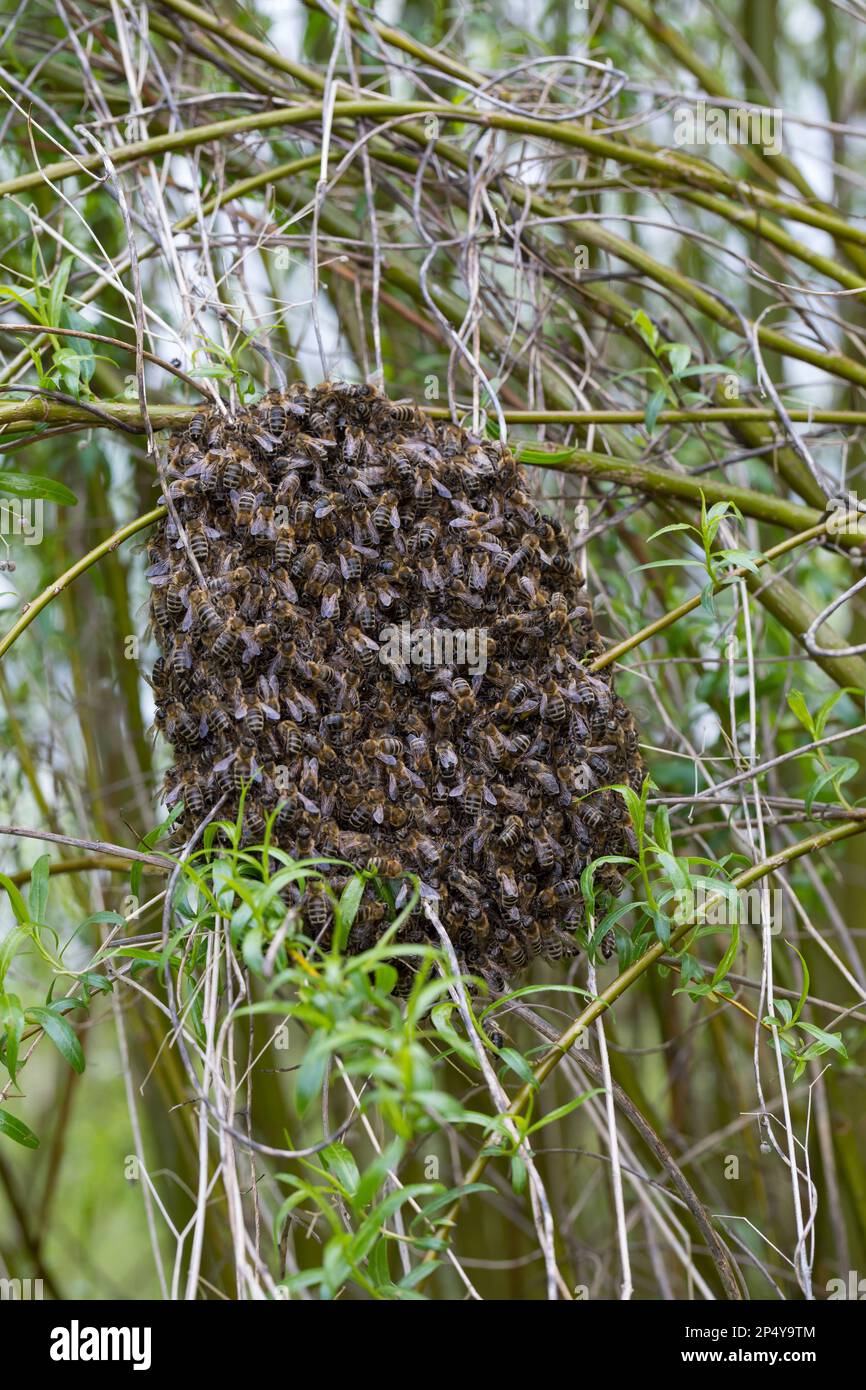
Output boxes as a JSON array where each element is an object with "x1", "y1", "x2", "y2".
[{"x1": 149, "y1": 383, "x2": 643, "y2": 990}]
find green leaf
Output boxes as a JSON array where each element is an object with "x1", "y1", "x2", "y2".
[
  {"x1": 295, "y1": 1045, "x2": 327, "y2": 1117},
  {"x1": 0, "y1": 873, "x2": 30, "y2": 925},
  {"x1": 47, "y1": 256, "x2": 73, "y2": 328},
  {"x1": 0, "y1": 471, "x2": 78, "y2": 505},
  {"x1": 526, "y1": 1090, "x2": 603, "y2": 1134},
  {"x1": 710, "y1": 920, "x2": 739, "y2": 990},
  {"x1": 321, "y1": 1142, "x2": 361, "y2": 1199},
  {"x1": 651, "y1": 908, "x2": 671, "y2": 946},
  {"x1": 786, "y1": 942, "x2": 810, "y2": 1027},
  {"x1": 655, "y1": 849, "x2": 691, "y2": 900},
  {"x1": 367, "y1": 1237, "x2": 391, "y2": 1289},
  {"x1": 26, "y1": 1006, "x2": 85, "y2": 1074},
  {"x1": 766, "y1": 998, "x2": 793, "y2": 1028},
  {"x1": 651, "y1": 805, "x2": 673, "y2": 856},
  {"x1": 644, "y1": 387, "x2": 666, "y2": 433},
  {"x1": 813, "y1": 688, "x2": 860, "y2": 739},
  {"x1": 335, "y1": 873, "x2": 365, "y2": 953},
  {"x1": 0, "y1": 283, "x2": 44, "y2": 322},
  {"x1": 795, "y1": 1023, "x2": 847, "y2": 1059},
  {"x1": 499, "y1": 1047, "x2": 537, "y2": 1090},
  {"x1": 646, "y1": 522, "x2": 694, "y2": 542},
  {"x1": 349, "y1": 1185, "x2": 440, "y2": 1265},
  {"x1": 663, "y1": 342, "x2": 692, "y2": 377},
  {"x1": 805, "y1": 758, "x2": 859, "y2": 815},
  {"x1": 0, "y1": 993, "x2": 25, "y2": 1084},
  {"x1": 0, "y1": 925, "x2": 31, "y2": 988},
  {"x1": 699, "y1": 580, "x2": 717, "y2": 618},
  {"x1": 510, "y1": 1154, "x2": 527, "y2": 1194},
  {"x1": 786, "y1": 690, "x2": 814, "y2": 736},
  {"x1": 410, "y1": 1183, "x2": 495, "y2": 1231},
  {"x1": 241, "y1": 925, "x2": 264, "y2": 974},
  {"x1": 28, "y1": 854, "x2": 50, "y2": 924},
  {"x1": 0, "y1": 1108, "x2": 39, "y2": 1148},
  {"x1": 631, "y1": 309, "x2": 659, "y2": 353}
]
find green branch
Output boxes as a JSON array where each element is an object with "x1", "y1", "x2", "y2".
[{"x1": 0, "y1": 507, "x2": 165, "y2": 663}]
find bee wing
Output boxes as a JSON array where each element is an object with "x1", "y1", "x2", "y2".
[{"x1": 276, "y1": 573, "x2": 299, "y2": 602}]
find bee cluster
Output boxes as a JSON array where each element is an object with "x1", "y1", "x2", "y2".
[{"x1": 148, "y1": 382, "x2": 643, "y2": 990}]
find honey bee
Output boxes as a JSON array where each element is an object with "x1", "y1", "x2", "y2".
[
  {"x1": 341, "y1": 425, "x2": 365, "y2": 465},
  {"x1": 251, "y1": 503, "x2": 277, "y2": 541},
  {"x1": 150, "y1": 588, "x2": 171, "y2": 630},
  {"x1": 230, "y1": 488, "x2": 260, "y2": 530},
  {"x1": 190, "y1": 588, "x2": 224, "y2": 640},
  {"x1": 187, "y1": 412, "x2": 206, "y2": 442},
  {"x1": 306, "y1": 559, "x2": 335, "y2": 600},
  {"x1": 449, "y1": 675, "x2": 475, "y2": 714},
  {"x1": 210, "y1": 565, "x2": 252, "y2": 598},
  {"x1": 362, "y1": 735, "x2": 402, "y2": 764},
  {"x1": 265, "y1": 403, "x2": 287, "y2": 440},
  {"x1": 235, "y1": 694, "x2": 279, "y2": 738},
  {"x1": 193, "y1": 690, "x2": 232, "y2": 740},
  {"x1": 498, "y1": 928, "x2": 527, "y2": 973},
  {"x1": 222, "y1": 446, "x2": 254, "y2": 493},
  {"x1": 541, "y1": 681, "x2": 566, "y2": 724},
  {"x1": 213, "y1": 616, "x2": 245, "y2": 667},
  {"x1": 416, "y1": 516, "x2": 440, "y2": 550},
  {"x1": 304, "y1": 883, "x2": 330, "y2": 933},
  {"x1": 337, "y1": 540, "x2": 362, "y2": 580},
  {"x1": 320, "y1": 583, "x2": 341, "y2": 620},
  {"x1": 187, "y1": 520, "x2": 217, "y2": 562},
  {"x1": 385, "y1": 401, "x2": 417, "y2": 427},
  {"x1": 453, "y1": 772, "x2": 494, "y2": 819},
  {"x1": 367, "y1": 854, "x2": 402, "y2": 878},
  {"x1": 168, "y1": 636, "x2": 194, "y2": 691},
  {"x1": 496, "y1": 866, "x2": 519, "y2": 908}
]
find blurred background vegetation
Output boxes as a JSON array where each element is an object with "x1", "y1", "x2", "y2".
[{"x1": 1, "y1": 0, "x2": 866, "y2": 1300}]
